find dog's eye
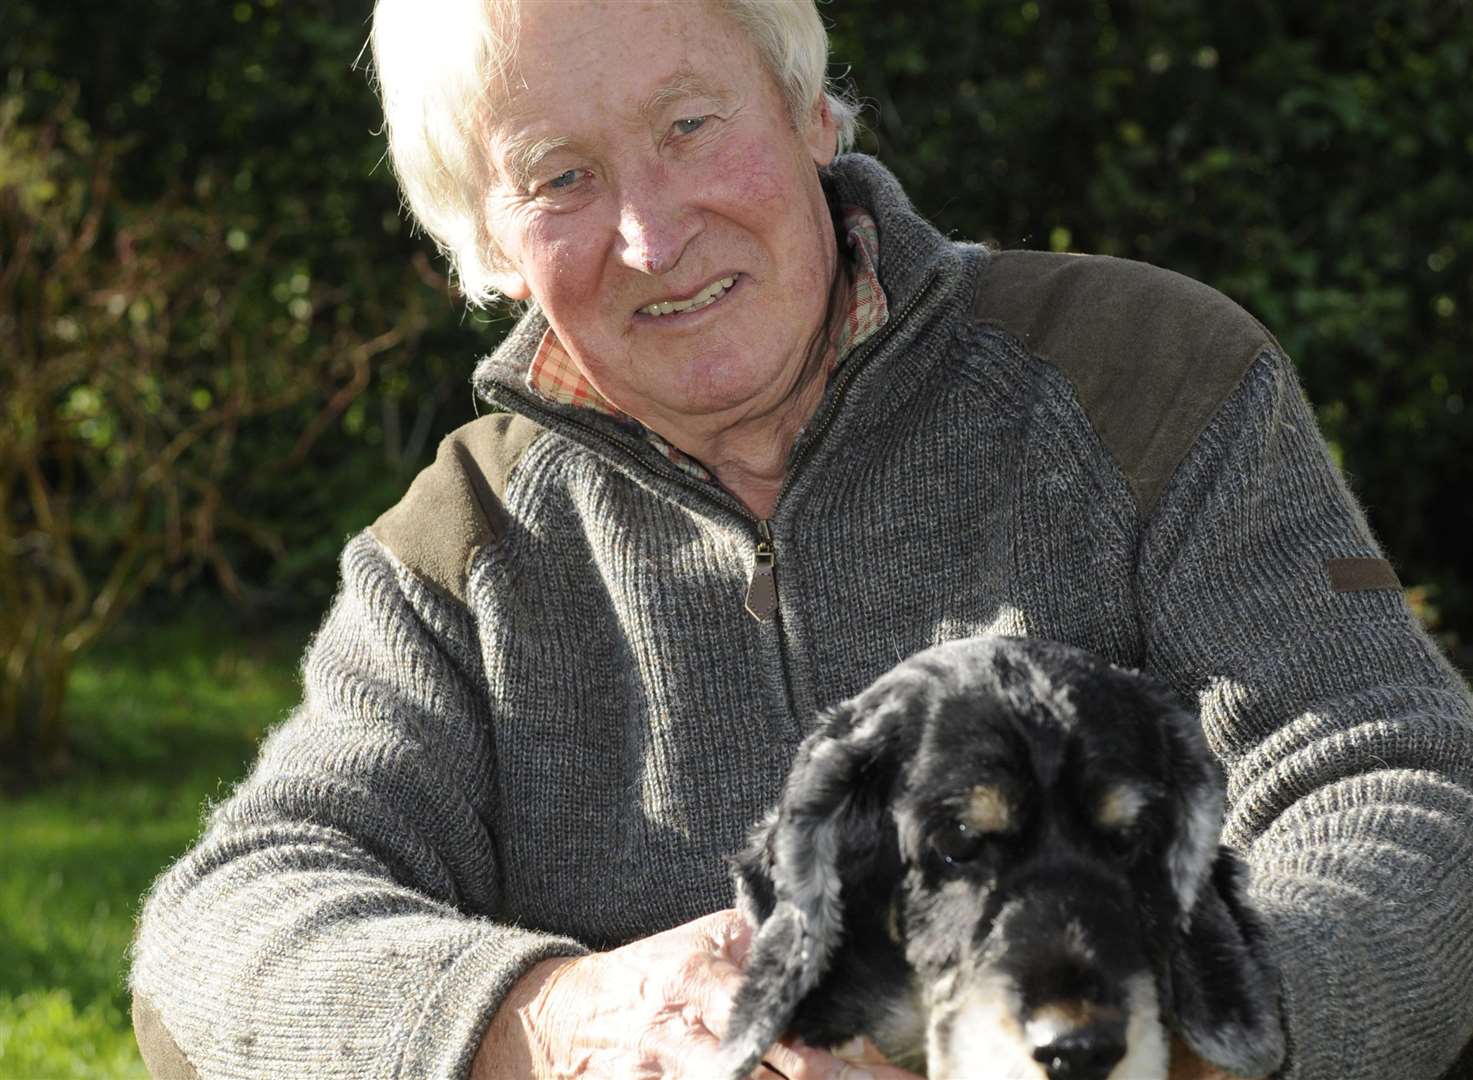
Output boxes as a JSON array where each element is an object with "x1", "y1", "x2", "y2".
[
  {"x1": 1104, "y1": 826, "x2": 1146, "y2": 861},
  {"x1": 931, "y1": 820, "x2": 987, "y2": 865}
]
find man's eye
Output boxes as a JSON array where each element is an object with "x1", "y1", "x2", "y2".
[
  {"x1": 672, "y1": 116, "x2": 707, "y2": 136},
  {"x1": 545, "y1": 169, "x2": 581, "y2": 191}
]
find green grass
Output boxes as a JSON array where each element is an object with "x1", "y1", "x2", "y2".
[{"x1": 0, "y1": 610, "x2": 312, "y2": 1078}]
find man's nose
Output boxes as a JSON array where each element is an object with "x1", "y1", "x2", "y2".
[{"x1": 615, "y1": 166, "x2": 700, "y2": 275}]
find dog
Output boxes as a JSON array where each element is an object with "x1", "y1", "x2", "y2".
[{"x1": 720, "y1": 636, "x2": 1284, "y2": 1080}]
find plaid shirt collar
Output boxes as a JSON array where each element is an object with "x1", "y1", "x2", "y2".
[{"x1": 524, "y1": 206, "x2": 889, "y2": 482}]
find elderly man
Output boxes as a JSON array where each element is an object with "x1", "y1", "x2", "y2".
[{"x1": 130, "y1": 1, "x2": 1473, "y2": 1078}]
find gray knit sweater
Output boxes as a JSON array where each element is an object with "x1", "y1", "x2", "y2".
[{"x1": 131, "y1": 155, "x2": 1473, "y2": 1079}]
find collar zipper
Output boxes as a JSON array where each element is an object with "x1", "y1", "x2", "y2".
[{"x1": 744, "y1": 519, "x2": 778, "y2": 621}]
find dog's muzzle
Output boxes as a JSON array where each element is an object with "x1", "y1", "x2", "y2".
[
  {"x1": 922, "y1": 876, "x2": 1167, "y2": 1080},
  {"x1": 927, "y1": 967, "x2": 1164, "y2": 1080},
  {"x1": 1025, "y1": 1004, "x2": 1128, "y2": 1080}
]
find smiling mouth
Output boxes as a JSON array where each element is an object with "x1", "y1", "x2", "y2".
[{"x1": 638, "y1": 275, "x2": 738, "y2": 318}]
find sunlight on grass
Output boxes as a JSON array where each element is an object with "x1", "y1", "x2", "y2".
[
  {"x1": 0, "y1": 611, "x2": 311, "y2": 1078},
  {"x1": 0, "y1": 991, "x2": 147, "y2": 1079}
]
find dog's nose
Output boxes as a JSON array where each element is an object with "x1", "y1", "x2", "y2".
[{"x1": 1030, "y1": 1021, "x2": 1127, "y2": 1080}]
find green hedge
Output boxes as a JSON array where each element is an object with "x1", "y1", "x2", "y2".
[{"x1": 5, "y1": 1, "x2": 1468, "y2": 656}]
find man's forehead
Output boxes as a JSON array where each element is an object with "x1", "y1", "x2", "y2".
[
  {"x1": 496, "y1": 64, "x2": 731, "y2": 129},
  {"x1": 493, "y1": 0, "x2": 759, "y2": 118}
]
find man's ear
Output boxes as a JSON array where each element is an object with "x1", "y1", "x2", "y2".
[
  {"x1": 487, "y1": 268, "x2": 531, "y2": 302},
  {"x1": 1168, "y1": 851, "x2": 1285, "y2": 1078},
  {"x1": 805, "y1": 94, "x2": 839, "y2": 167}
]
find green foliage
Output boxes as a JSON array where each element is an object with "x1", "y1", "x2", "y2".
[
  {"x1": 2, "y1": 0, "x2": 1468, "y2": 679},
  {"x1": 2, "y1": 0, "x2": 490, "y2": 622},
  {"x1": 0, "y1": 611, "x2": 309, "y2": 1077},
  {"x1": 827, "y1": 1, "x2": 1472, "y2": 660},
  {"x1": 1, "y1": 0, "x2": 499, "y2": 770}
]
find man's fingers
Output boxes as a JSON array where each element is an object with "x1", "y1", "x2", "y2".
[
  {"x1": 679, "y1": 946, "x2": 749, "y2": 1039},
  {"x1": 760, "y1": 1039, "x2": 886, "y2": 1080},
  {"x1": 667, "y1": 908, "x2": 753, "y2": 1039},
  {"x1": 696, "y1": 906, "x2": 754, "y2": 967},
  {"x1": 773, "y1": 1038, "x2": 927, "y2": 1080},
  {"x1": 831, "y1": 1036, "x2": 890, "y2": 1066}
]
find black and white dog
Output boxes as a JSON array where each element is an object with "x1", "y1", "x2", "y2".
[{"x1": 721, "y1": 637, "x2": 1284, "y2": 1080}]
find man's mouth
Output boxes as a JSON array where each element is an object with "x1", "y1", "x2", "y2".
[{"x1": 638, "y1": 275, "x2": 738, "y2": 318}]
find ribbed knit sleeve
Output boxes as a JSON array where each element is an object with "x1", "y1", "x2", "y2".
[
  {"x1": 1139, "y1": 350, "x2": 1473, "y2": 1080},
  {"x1": 129, "y1": 531, "x2": 587, "y2": 1079}
]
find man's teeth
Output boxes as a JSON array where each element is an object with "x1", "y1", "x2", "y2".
[{"x1": 641, "y1": 276, "x2": 736, "y2": 317}]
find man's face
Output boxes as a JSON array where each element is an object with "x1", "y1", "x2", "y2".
[{"x1": 484, "y1": 0, "x2": 840, "y2": 441}]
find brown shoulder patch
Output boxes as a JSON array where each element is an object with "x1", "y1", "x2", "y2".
[
  {"x1": 973, "y1": 251, "x2": 1281, "y2": 518},
  {"x1": 370, "y1": 412, "x2": 546, "y2": 601}
]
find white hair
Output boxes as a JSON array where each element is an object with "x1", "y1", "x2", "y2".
[{"x1": 367, "y1": 0, "x2": 859, "y2": 308}]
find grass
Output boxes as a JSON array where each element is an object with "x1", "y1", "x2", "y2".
[{"x1": 0, "y1": 609, "x2": 312, "y2": 1078}]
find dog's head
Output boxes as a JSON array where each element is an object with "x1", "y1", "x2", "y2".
[{"x1": 721, "y1": 636, "x2": 1283, "y2": 1080}]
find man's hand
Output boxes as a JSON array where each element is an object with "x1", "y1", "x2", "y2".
[{"x1": 473, "y1": 908, "x2": 922, "y2": 1079}]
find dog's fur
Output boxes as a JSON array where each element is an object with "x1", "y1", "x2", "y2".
[{"x1": 720, "y1": 637, "x2": 1284, "y2": 1080}]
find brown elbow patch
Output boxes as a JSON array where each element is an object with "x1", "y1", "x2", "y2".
[
  {"x1": 1326, "y1": 557, "x2": 1400, "y2": 593},
  {"x1": 132, "y1": 993, "x2": 201, "y2": 1080}
]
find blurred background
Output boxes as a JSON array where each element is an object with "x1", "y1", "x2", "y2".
[{"x1": 2, "y1": 0, "x2": 1470, "y2": 1074}]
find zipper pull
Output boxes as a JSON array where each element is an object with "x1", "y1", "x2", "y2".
[{"x1": 744, "y1": 519, "x2": 778, "y2": 621}]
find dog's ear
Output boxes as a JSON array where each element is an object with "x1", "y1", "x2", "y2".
[
  {"x1": 719, "y1": 898, "x2": 824, "y2": 1078},
  {"x1": 1168, "y1": 850, "x2": 1285, "y2": 1077},
  {"x1": 1158, "y1": 696, "x2": 1282, "y2": 1073},
  {"x1": 1159, "y1": 699, "x2": 1227, "y2": 920},
  {"x1": 720, "y1": 700, "x2": 902, "y2": 1078},
  {"x1": 731, "y1": 808, "x2": 780, "y2": 927}
]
